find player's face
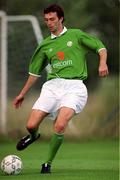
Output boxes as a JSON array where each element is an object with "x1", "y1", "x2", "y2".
[{"x1": 44, "y1": 12, "x2": 63, "y2": 34}]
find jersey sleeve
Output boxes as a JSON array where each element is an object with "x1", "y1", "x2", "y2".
[
  {"x1": 29, "y1": 44, "x2": 47, "y2": 77},
  {"x1": 79, "y1": 30, "x2": 106, "y2": 53}
]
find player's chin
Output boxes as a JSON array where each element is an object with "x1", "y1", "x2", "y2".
[{"x1": 48, "y1": 26, "x2": 54, "y2": 31}]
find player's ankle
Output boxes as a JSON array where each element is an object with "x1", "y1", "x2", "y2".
[
  {"x1": 27, "y1": 128, "x2": 39, "y2": 139},
  {"x1": 45, "y1": 161, "x2": 52, "y2": 165},
  {"x1": 30, "y1": 132, "x2": 39, "y2": 140}
]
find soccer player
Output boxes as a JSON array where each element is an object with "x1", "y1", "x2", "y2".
[{"x1": 13, "y1": 4, "x2": 109, "y2": 173}]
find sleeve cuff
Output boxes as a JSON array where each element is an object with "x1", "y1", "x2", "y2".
[
  {"x1": 98, "y1": 48, "x2": 107, "y2": 53},
  {"x1": 29, "y1": 72, "x2": 41, "y2": 77}
]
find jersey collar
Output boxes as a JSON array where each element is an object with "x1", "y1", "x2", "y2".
[{"x1": 51, "y1": 27, "x2": 67, "y2": 39}]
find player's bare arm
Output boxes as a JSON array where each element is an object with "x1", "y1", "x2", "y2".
[
  {"x1": 13, "y1": 75, "x2": 38, "y2": 109},
  {"x1": 98, "y1": 49, "x2": 109, "y2": 77}
]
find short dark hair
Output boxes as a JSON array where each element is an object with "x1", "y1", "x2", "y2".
[{"x1": 44, "y1": 4, "x2": 64, "y2": 22}]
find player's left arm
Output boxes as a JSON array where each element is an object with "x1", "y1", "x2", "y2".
[
  {"x1": 98, "y1": 49, "x2": 109, "y2": 77},
  {"x1": 80, "y1": 30, "x2": 109, "y2": 77}
]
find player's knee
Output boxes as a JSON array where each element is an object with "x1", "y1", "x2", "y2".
[{"x1": 54, "y1": 123, "x2": 65, "y2": 133}]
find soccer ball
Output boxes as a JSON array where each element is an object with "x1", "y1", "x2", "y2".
[{"x1": 1, "y1": 155, "x2": 23, "y2": 175}]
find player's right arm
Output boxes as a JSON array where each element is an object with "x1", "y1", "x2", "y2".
[
  {"x1": 13, "y1": 41, "x2": 47, "y2": 109},
  {"x1": 13, "y1": 75, "x2": 38, "y2": 109}
]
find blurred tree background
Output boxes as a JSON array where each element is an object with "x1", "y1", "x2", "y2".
[{"x1": 0, "y1": 0, "x2": 119, "y2": 138}]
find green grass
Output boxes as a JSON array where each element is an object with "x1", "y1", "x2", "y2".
[{"x1": 0, "y1": 139, "x2": 119, "y2": 180}]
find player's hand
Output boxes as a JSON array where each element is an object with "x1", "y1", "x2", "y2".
[
  {"x1": 13, "y1": 94, "x2": 24, "y2": 109},
  {"x1": 99, "y1": 63, "x2": 109, "y2": 77}
]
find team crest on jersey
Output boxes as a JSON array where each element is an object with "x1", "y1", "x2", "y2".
[
  {"x1": 57, "y1": 51, "x2": 65, "y2": 60},
  {"x1": 67, "y1": 41, "x2": 73, "y2": 47}
]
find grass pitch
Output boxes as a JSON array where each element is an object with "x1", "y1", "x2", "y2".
[{"x1": 0, "y1": 139, "x2": 118, "y2": 180}]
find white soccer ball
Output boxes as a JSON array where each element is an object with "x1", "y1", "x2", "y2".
[{"x1": 1, "y1": 155, "x2": 23, "y2": 175}]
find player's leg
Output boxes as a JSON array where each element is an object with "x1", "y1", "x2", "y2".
[
  {"x1": 16, "y1": 79, "x2": 59, "y2": 151},
  {"x1": 41, "y1": 79, "x2": 88, "y2": 173},
  {"x1": 16, "y1": 109, "x2": 49, "y2": 151},
  {"x1": 41, "y1": 107, "x2": 75, "y2": 173},
  {"x1": 53, "y1": 107, "x2": 75, "y2": 133},
  {"x1": 26, "y1": 109, "x2": 48, "y2": 137}
]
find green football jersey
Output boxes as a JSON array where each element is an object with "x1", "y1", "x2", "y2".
[{"x1": 29, "y1": 28, "x2": 106, "y2": 80}]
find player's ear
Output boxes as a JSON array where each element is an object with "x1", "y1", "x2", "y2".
[{"x1": 59, "y1": 17, "x2": 63, "y2": 23}]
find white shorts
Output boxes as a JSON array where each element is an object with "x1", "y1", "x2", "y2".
[{"x1": 32, "y1": 78, "x2": 88, "y2": 119}]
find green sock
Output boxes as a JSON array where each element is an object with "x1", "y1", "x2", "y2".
[
  {"x1": 46, "y1": 133, "x2": 64, "y2": 165},
  {"x1": 29, "y1": 128, "x2": 39, "y2": 140}
]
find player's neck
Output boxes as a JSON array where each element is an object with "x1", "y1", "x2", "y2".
[{"x1": 52, "y1": 25, "x2": 64, "y2": 36}]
